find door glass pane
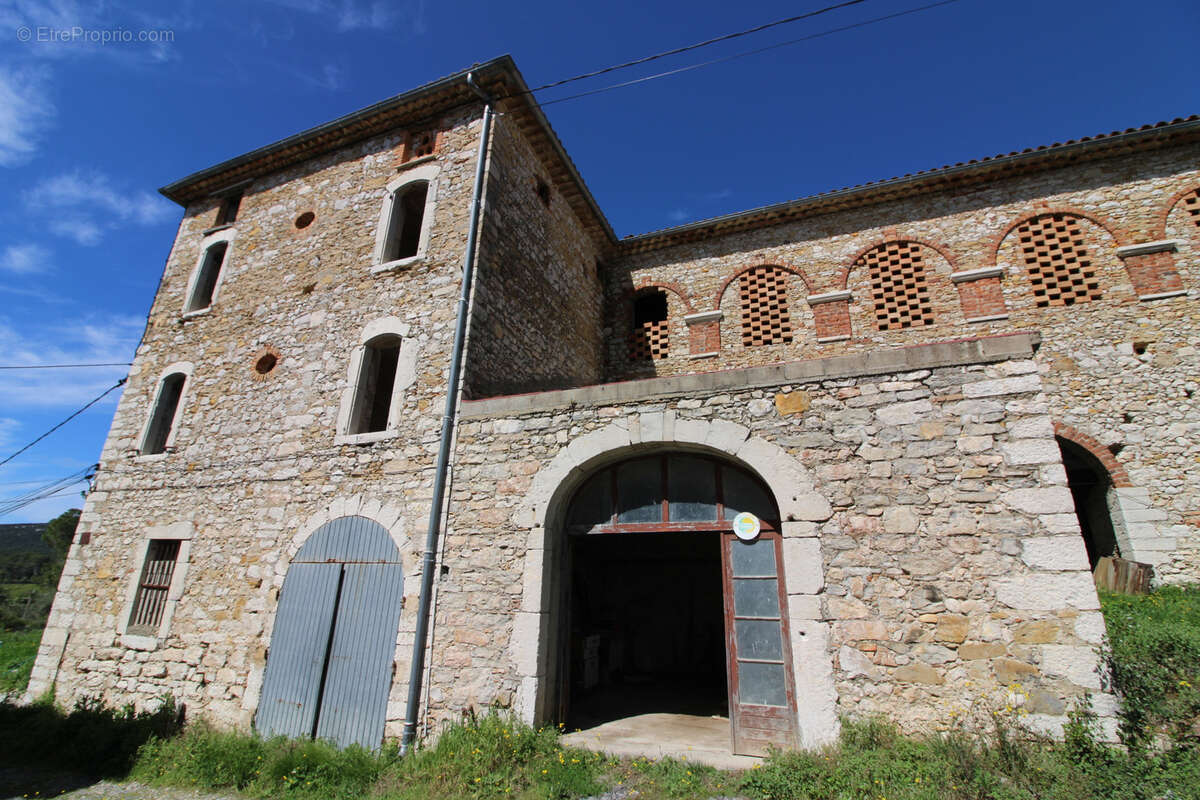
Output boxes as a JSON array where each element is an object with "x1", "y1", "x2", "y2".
[
  {"x1": 568, "y1": 471, "x2": 612, "y2": 530},
  {"x1": 730, "y1": 538, "x2": 776, "y2": 576},
  {"x1": 722, "y1": 466, "x2": 776, "y2": 521},
  {"x1": 616, "y1": 457, "x2": 663, "y2": 523},
  {"x1": 735, "y1": 619, "x2": 783, "y2": 661},
  {"x1": 738, "y1": 661, "x2": 788, "y2": 707},
  {"x1": 668, "y1": 455, "x2": 717, "y2": 522},
  {"x1": 733, "y1": 578, "x2": 780, "y2": 618}
]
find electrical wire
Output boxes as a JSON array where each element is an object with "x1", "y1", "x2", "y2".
[
  {"x1": 517, "y1": 0, "x2": 871, "y2": 96},
  {"x1": 0, "y1": 379, "x2": 127, "y2": 468},
  {"x1": 0, "y1": 363, "x2": 132, "y2": 370},
  {"x1": 0, "y1": 465, "x2": 95, "y2": 517},
  {"x1": 537, "y1": 0, "x2": 962, "y2": 108},
  {"x1": 0, "y1": 485, "x2": 90, "y2": 518}
]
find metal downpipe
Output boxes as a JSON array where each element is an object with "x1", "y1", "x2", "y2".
[{"x1": 400, "y1": 73, "x2": 494, "y2": 753}]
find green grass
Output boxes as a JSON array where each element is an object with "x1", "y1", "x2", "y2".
[{"x1": 0, "y1": 628, "x2": 42, "y2": 693}]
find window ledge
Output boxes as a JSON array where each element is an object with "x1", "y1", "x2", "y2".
[
  {"x1": 181, "y1": 307, "x2": 212, "y2": 321},
  {"x1": 965, "y1": 313, "x2": 1010, "y2": 323},
  {"x1": 121, "y1": 633, "x2": 159, "y2": 651},
  {"x1": 336, "y1": 430, "x2": 398, "y2": 446},
  {"x1": 200, "y1": 223, "x2": 234, "y2": 237},
  {"x1": 133, "y1": 451, "x2": 171, "y2": 463},
  {"x1": 395, "y1": 154, "x2": 437, "y2": 172},
  {"x1": 1138, "y1": 290, "x2": 1188, "y2": 302},
  {"x1": 371, "y1": 255, "x2": 424, "y2": 275}
]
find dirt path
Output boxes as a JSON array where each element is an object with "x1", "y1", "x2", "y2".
[{"x1": 0, "y1": 769, "x2": 244, "y2": 800}]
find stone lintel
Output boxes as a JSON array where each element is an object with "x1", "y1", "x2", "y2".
[
  {"x1": 805, "y1": 290, "x2": 851, "y2": 305},
  {"x1": 1138, "y1": 289, "x2": 1188, "y2": 302},
  {"x1": 965, "y1": 313, "x2": 1010, "y2": 324},
  {"x1": 950, "y1": 267, "x2": 1005, "y2": 283},
  {"x1": 683, "y1": 310, "x2": 723, "y2": 325},
  {"x1": 1115, "y1": 239, "x2": 1181, "y2": 258},
  {"x1": 461, "y1": 332, "x2": 1042, "y2": 418}
]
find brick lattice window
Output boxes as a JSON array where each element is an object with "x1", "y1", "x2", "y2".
[
  {"x1": 403, "y1": 130, "x2": 437, "y2": 162},
  {"x1": 739, "y1": 267, "x2": 793, "y2": 347},
  {"x1": 860, "y1": 242, "x2": 935, "y2": 330},
  {"x1": 629, "y1": 290, "x2": 669, "y2": 361},
  {"x1": 1182, "y1": 190, "x2": 1200, "y2": 228},
  {"x1": 1016, "y1": 214, "x2": 1102, "y2": 307},
  {"x1": 127, "y1": 539, "x2": 180, "y2": 635}
]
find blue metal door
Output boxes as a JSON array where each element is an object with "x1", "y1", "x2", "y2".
[
  {"x1": 255, "y1": 563, "x2": 341, "y2": 739},
  {"x1": 255, "y1": 516, "x2": 403, "y2": 749}
]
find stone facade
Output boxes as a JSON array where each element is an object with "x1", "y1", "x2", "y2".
[{"x1": 26, "y1": 57, "x2": 1200, "y2": 754}]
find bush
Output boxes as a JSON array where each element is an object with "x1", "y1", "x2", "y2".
[{"x1": 1100, "y1": 585, "x2": 1200, "y2": 748}]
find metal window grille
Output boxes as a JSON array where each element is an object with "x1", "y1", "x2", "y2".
[{"x1": 127, "y1": 539, "x2": 181, "y2": 636}]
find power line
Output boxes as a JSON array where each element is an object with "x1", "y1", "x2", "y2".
[
  {"x1": 538, "y1": 0, "x2": 962, "y2": 108},
  {"x1": 0, "y1": 466, "x2": 95, "y2": 517},
  {"x1": 518, "y1": 0, "x2": 871, "y2": 96},
  {"x1": 0, "y1": 362, "x2": 132, "y2": 370},
  {"x1": 0, "y1": 379, "x2": 127, "y2": 468}
]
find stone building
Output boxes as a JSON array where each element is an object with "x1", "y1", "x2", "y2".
[{"x1": 26, "y1": 56, "x2": 1200, "y2": 758}]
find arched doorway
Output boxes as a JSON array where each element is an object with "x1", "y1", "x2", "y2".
[
  {"x1": 559, "y1": 452, "x2": 799, "y2": 756},
  {"x1": 256, "y1": 515, "x2": 404, "y2": 749},
  {"x1": 1057, "y1": 437, "x2": 1120, "y2": 569}
]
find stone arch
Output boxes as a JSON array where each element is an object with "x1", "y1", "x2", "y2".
[
  {"x1": 628, "y1": 280, "x2": 694, "y2": 314},
  {"x1": 509, "y1": 415, "x2": 839, "y2": 749},
  {"x1": 282, "y1": 496, "x2": 411, "y2": 574}
]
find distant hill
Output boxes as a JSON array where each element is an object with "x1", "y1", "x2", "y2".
[{"x1": 0, "y1": 524, "x2": 50, "y2": 554}]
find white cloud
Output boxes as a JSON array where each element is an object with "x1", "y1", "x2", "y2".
[
  {"x1": 0, "y1": 417, "x2": 19, "y2": 449},
  {"x1": 24, "y1": 170, "x2": 174, "y2": 244},
  {"x1": 0, "y1": 243, "x2": 51, "y2": 274},
  {"x1": 263, "y1": 0, "x2": 414, "y2": 32},
  {"x1": 667, "y1": 208, "x2": 690, "y2": 223},
  {"x1": 0, "y1": 65, "x2": 55, "y2": 166},
  {"x1": 336, "y1": 0, "x2": 396, "y2": 31},
  {"x1": 0, "y1": 313, "x2": 140, "y2": 409}
]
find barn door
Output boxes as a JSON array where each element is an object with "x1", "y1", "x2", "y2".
[
  {"x1": 313, "y1": 563, "x2": 406, "y2": 748},
  {"x1": 256, "y1": 563, "x2": 341, "y2": 739},
  {"x1": 722, "y1": 531, "x2": 798, "y2": 756}
]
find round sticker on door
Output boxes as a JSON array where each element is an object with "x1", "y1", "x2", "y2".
[{"x1": 733, "y1": 512, "x2": 761, "y2": 541}]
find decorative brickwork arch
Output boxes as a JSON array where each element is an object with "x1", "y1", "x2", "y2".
[
  {"x1": 713, "y1": 262, "x2": 814, "y2": 310},
  {"x1": 1159, "y1": 185, "x2": 1200, "y2": 236},
  {"x1": 627, "y1": 281, "x2": 694, "y2": 313},
  {"x1": 508, "y1": 415, "x2": 839, "y2": 749},
  {"x1": 1052, "y1": 422, "x2": 1131, "y2": 488},
  {"x1": 835, "y1": 236, "x2": 961, "y2": 291},
  {"x1": 990, "y1": 207, "x2": 1131, "y2": 258},
  {"x1": 844, "y1": 240, "x2": 953, "y2": 331},
  {"x1": 713, "y1": 265, "x2": 811, "y2": 348},
  {"x1": 993, "y1": 210, "x2": 1128, "y2": 308}
]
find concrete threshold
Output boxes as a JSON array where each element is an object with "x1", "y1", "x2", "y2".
[{"x1": 561, "y1": 712, "x2": 762, "y2": 771}]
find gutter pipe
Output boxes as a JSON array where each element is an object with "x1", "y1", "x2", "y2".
[{"x1": 400, "y1": 72, "x2": 494, "y2": 754}]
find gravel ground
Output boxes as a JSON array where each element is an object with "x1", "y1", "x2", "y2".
[{"x1": 0, "y1": 769, "x2": 244, "y2": 800}]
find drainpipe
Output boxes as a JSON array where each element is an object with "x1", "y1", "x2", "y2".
[{"x1": 401, "y1": 72, "x2": 494, "y2": 754}]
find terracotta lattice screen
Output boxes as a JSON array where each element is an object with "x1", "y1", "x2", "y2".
[
  {"x1": 1182, "y1": 190, "x2": 1200, "y2": 228},
  {"x1": 1016, "y1": 214, "x2": 1102, "y2": 307},
  {"x1": 629, "y1": 319, "x2": 669, "y2": 360},
  {"x1": 739, "y1": 267, "x2": 793, "y2": 346},
  {"x1": 860, "y1": 242, "x2": 935, "y2": 330}
]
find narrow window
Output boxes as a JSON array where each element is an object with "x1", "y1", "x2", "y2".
[
  {"x1": 629, "y1": 289, "x2": 669, "y2": 361},
  {"x1": 349, "y1": 335, "x2": 401, "y2": 434},
  {"x1": 141, "y1": 373, "x2": 186, "y2": 455},
  {"x1": 383, "y1": 182, "x2": 428, "y2": 262},
  {"x1": 127, "y1": 539, "x2": 181, "y2": 635},
  {"x1": 187, "y1": 241, "x2": 228, "y2": 312},
  {"x1": 215, "y1": 192, "x2": 242, "y2": 226},
  {"x1": 739, "y1": 266, "x2": 793, "y2": 347}
]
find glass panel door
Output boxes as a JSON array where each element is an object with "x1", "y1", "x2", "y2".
[{"x1": 722, "y1": 532, "x2": 798, "y2": 756}]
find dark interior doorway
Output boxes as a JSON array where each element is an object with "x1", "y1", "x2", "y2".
[
  {"x1": 1058, "y1": 436, "x2": 1119, "y2": 569},
  {"x1": 567, "y1": 531, "x2": 727, "y2": 730}
]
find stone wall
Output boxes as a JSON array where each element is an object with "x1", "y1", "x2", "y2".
[
  {"x1": 604, "y1": 146, "x2": 1200, "y2": 581},
  {"x1": 26, "y1": 104, "x2": 493, "y2": 735},
  {"x1": 440, "y1": 335, "x2": 1117, "y2": 742},
  {"x1": 463, "y1": 111, "x2": 607, "y2": 398}
]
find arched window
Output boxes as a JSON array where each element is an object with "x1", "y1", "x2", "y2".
[
  {"x1": 186, "y1": 240, "x2": 229, "y2": 313},
  {"x1": 373, "y1": 165, "x2": 439, "y2": 271},
  {"x1": 348, "y1": 335, "x2": 401, "y2": 435},
  {"x1": 629, "y1": 289, "x2": 669, "y2": 361},
  {"x1": 1015, "y1": 214, "x2": 1101, "y2": 307},
  {"x1": 857, "y1": 241, "x2": 935, "y2": 330},
  {"x1": 141, "y1": 371, "x2": 188, "y2": 455},
  {"x1": 738, "y1": 266, "x2": 792, "y2": 347}
]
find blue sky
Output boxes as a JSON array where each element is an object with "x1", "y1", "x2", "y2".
[{"x1": 0, "y1": 0, "x2": 1196, "y2": 523}]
